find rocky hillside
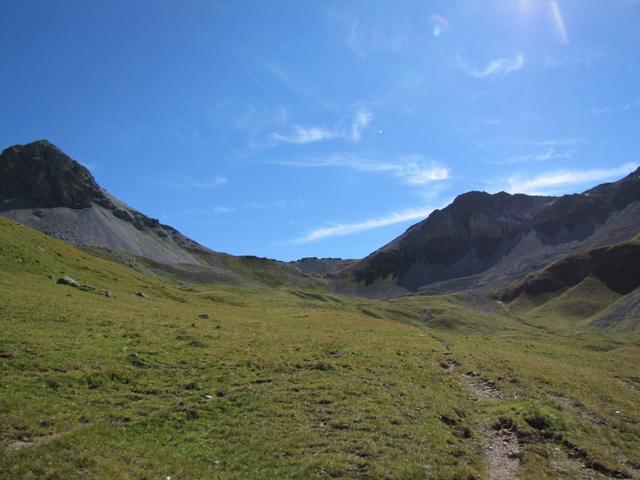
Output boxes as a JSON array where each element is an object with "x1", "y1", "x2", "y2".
[
  {"x1": 342, "y1": 166, "x2": 640, "y2": 295},
  {"x1": 497, "y1": 236, "x2": 640, "y2": 331},
  {"x1": 0, "y1": 140, "x2": 216, "y2": 265},
  {"x1": 0, "y1": 140, "x2": 316, "y2": 287},
  {"x1": 499, "y1": 236, "x2": 640, "y2": 303},
  {"x1": 290, "y1": 257, "x2": 356, "y2": 275}
]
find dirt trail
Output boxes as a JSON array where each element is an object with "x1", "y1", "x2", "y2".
[
  {"x1": 442, "y1": 359, "x2": 521, "y2": 480},
  {"x1": 441, "y1": 358, "x2": 637, "y2": 480},
  {"x1": 483, "y1": 425, "x2": 521, "y2": 480},
  {"x1": 462, "y1": 372, "x2": 504, "y2": 401}
]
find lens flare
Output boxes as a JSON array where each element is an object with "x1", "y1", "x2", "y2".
[
  {"x1": 549, "y1": 1, "x2": 569, "y2": 45},
  {"x1": 427, "y1": 14, "x2": 451, "y2": 38}
]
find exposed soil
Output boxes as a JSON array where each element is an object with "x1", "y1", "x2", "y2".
[
  {"x1": 447, "y1": 363, "x2": 521, "y2": 479},
  {"x1": 484, "y1": 425, "x2": 521, "y2": 480},
  {"x1": 6, "y1": 431, "x2": 69, "y2": 452},
  {"x1": 549, "y1": 445, "x2": 624, "y2": 480},
  {"x1": 462, "y1": 372, "x2": 504, "y2": 401}
]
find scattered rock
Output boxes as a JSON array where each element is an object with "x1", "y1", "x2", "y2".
[
  {"x1": 440, "y1": 359, "x2": 459, "y2": 371},
  {"x1": 484, "y1": 426, "x2": 521, "y2": 480},
  {"x1": 463, "y1": 373, "x2": 503, "y2": 401},
  {"x1": 198, "y1": 313, "x2": 210, "y2": 320},
  {"x1": 135, "y1": 291, "x2": 146, "y2": 298},
  {"x1": 98, "y1": 289, "x2": 112, "y2": 297},
  {"x1": 57, "y1": 275, "x2": 79, "y2": 287}
]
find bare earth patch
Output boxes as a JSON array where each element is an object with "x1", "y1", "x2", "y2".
[
  {"x1": 484, "y1": 425, "x2": 521, "y2": 480},
  {"x1": 5, "y1": 431, "x2": 68, "y2": 452},
  {"x1": 549, "y1": 445, "x2": 620, "y2": 480},
  {"x1": 462, "y1": 372, "x2": 503, "y2": 401},
  {"x1": 454, "y1": 367, "x2": 521, "y2": 479}
]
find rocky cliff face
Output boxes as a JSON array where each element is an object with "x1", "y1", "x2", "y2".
[
  {"x1": 0, "y1": 140, "x2": 111, "y2": 210},
  {"x1": 344, "y1": 166, "x2": 640, "y2": 294}
]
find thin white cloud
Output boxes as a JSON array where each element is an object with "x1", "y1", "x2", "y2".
[
  {"x1": 213, "y1": 200, "x2": 289, "y2": 215},
  {"x1": 506, "y1": 163, "x2": 638, "y2": 195},
  {"x1": 157, "y1": 175, "x2": 228, "y2": 189},
  {"x1": 507, "y1": 147, "x2": 575, "y2": 164},
  {"x1": 591, "y1": 100, "x2": 640, "y2": 115},
  {"x1": 350, "y1": 109, "x2": 373, "y2": 141},
  {"x1": 271, "y1": 125, "x2": 335, "y2": 144},
  {"x1": 293, "y1": 207, "x2": 434, "y2": 244},
  {"x1": 344, "y1": 11, "x2": 410, "y2": 58},
  {"x1": 458, "y1": 52, "x2": 524, "y2": 78},
  {"x1": 264, "y1": 64, "x2": 333, "y2": 109},
  {"x1": 270, "y1": 108, "x2": 374, "y2": 145},
  {"x1": 272, "y1": 153, "x2": 449, "y2": 186}
]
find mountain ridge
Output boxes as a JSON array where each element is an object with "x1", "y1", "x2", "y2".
[
  {"x1": 2, "y1": 139, "x2": 639, "y2": 297},
  {"x1": 340, "y1": 166, "x2": 640, "y2": 295}
]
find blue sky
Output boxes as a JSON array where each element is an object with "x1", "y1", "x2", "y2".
[{"x1": 1, "y1": 0, "x2": 639, "y2": 261}]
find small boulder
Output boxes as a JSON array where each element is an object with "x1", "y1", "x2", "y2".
[
  {"x1": 136, "y1": 291, "x2": 146, "y2": 298},
  {"x1": 57, "y1": 276, "x2": 79, "y2": 287},
  {"x1": 198, "y1": 313, "x2": 210, "y2": 320},
  {"x1": 99, "y1": 289, "x2": 112, "y2": 297}
]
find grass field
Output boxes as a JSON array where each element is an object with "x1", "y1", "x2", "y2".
[{"x1": 1, "y1": 216, "x2": 639, "y2": 479}]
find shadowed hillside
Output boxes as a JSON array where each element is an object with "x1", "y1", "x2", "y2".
[{"x1": 340, "y1": 168, "x2": 640, "y2": 296}]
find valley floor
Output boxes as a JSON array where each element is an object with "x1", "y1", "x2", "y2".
[{"x1": 1, "y1": 218, "x2": 639, "y2": 479}]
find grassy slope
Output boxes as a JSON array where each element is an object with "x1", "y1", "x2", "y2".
[{"x1": 1, "y1": 216, "x2": 639, "y2": 479}]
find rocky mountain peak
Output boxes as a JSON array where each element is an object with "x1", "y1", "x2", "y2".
[{"x1": 0, "y1": 140, "x2": 113, "y2": 210}]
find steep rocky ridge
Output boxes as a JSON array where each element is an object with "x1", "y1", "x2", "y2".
[{"x1": 342, "y1": 166, "x2": 640, "y2": 295}]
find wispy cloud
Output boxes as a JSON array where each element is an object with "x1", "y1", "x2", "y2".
[
  {"x1": 344, "y1": 11, "x2": 410, "y2": 58},
  {"x1": 507, "y1": 147, "x2": 575, "y2": 164},
  {"x1": 506, "y1": 163, "x2": 638, "y2": 195},
  {"x1": 157, "y1": 175, "x2": 228, "y2": 190},
  {"x1": 270, "y1": 108, "x2": 374, "y2": 145},
  {"x1": 591, "y1": 100, "x2": 640, "y2": 115},
  {"x1": 273, "y1": 153, "x2": 449, "y2": 186},
  {"x1": 293, "y1": 207, "x2": 433, "y2": 244},
  {"x1": 350, "y1": 109, "x2": 373, "y2": 141},
  {"x1": 271, "y1": 125, "x2": 335, "y2": 144},
  {"x1": 265, "y1": 64, "x2": 333, "y2": 109},
  {"x1": 213, "y1": 200, "x2": 289, "y2": 215},
  {"x1": 174, "y1": 200, "x2": 292, "y2": 219},
  {"x1": 458, "y1": 52, "x2": 524, "y2": 78}
]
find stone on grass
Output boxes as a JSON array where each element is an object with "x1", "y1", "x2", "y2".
[{"x1": 57, "y1": 275, "x2": 79, "y2": 287}]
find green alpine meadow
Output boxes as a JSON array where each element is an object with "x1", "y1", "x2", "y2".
[
  {"x1": 2, "y1": 1, "x2": 640, "y2": 478},
  {"x1": 1, "y1": 214, "x2": 639, "y2": 479}
]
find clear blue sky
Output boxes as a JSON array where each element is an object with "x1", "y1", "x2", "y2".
[{"x1": 1, "y1": 0, "x2": 639, "y2": 261}]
